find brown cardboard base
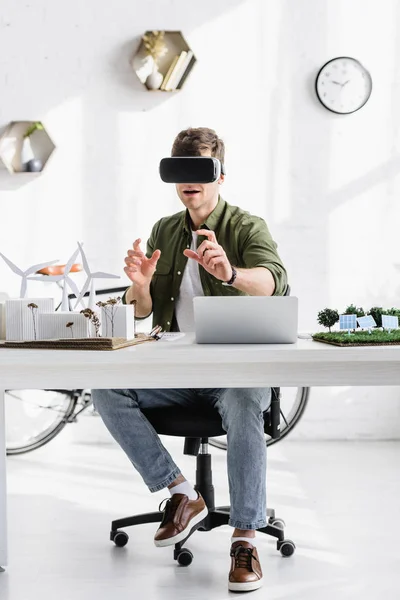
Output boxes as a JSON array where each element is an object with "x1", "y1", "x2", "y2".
[{"x1": 0, "y1": 334, "x2": 155, "y2": 351}]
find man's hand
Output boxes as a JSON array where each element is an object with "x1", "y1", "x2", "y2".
[
  {"x1": 183, "y1": 229, "x2": 233, "y2": 282},
  {"x1": 124, "y1": 238, "x2": 161, "y2": 288}
]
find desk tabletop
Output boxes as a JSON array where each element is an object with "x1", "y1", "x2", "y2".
[{"x1": 1, "y1": 333, "x2": 400, "y2": 389}]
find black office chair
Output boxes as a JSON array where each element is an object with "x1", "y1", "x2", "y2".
[{"x1": 109, "y1": 389, "x2": 296, "y2": 566}]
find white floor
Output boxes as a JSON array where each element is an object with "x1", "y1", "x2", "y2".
[{"x1": 1, "y1": 413, "x2": 400, "y2": 600}]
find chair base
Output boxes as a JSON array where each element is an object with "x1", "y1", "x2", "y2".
[
  {"x1": 110, "y1": 506, "x2": 295, "y2": 563},
  {"x1": 110, "y1": 452, "x2": 296, "y2": 563}
]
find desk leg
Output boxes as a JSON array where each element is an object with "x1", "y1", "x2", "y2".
[{"x1": 0, "y1": 389, "x2": 7, "y2": 571}]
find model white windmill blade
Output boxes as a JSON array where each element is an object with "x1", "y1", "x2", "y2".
[
  {"x1": 66, "y1": 276, "x2": 86, "y2": 310},
  {"x1": 77, "y1": 241, "x2": 90, "y2": 275},
  {"x1": 0, "y1": 252, "x2": 59, "y2": 298},
  {"x1": 24, "y1": 259, "x2": 60, "y2": 276},
  {"x1": 92, "y1": 271, "x2": 120, "y2": 279},
  {"x1": 0, "y1": 252, "x2": 24, "y2": 276},
  {"x1": 73, "y1": 277, "x2": 91, "y2": 310},
  {"x1": 64, "y1": 246, "x2": 80, "y2": 277}
]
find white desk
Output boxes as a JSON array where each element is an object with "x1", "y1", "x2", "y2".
[{"x1": 1, "y1": 333, "x2": 400, "y2": 570}]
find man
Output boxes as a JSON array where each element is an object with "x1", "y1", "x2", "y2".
[{"x1": 92, "y1": 127, "x2": 287, "y2": 593}]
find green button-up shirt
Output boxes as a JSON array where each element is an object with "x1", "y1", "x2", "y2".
[{"x1": 124, "y1": 197, "x2": 288, "y2": 332}]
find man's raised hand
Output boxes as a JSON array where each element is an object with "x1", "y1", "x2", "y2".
[{"x1": 124, "y1": 238, "x2": 161, "y2": 287}]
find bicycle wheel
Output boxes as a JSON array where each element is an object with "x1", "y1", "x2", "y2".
[
  {"x1": 209, "y1": 386, "x2": 310, "y2": 450},
  {"x1": 5, "y1": 389, "x2": 77, "y2": 455}
]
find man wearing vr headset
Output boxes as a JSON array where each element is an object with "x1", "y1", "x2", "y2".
[{"x1": 93, "y1": 128, "x2": 287, "y2": 593}]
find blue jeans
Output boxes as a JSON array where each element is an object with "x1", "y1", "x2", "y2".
[{"x1": 92, "y1": 387, "x2": 271, "y2": 530}]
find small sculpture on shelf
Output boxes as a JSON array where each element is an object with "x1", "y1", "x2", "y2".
[
  {"x1": 21, "y1": 121, "x2": 44, "y2": 172},
  {"x1": 142, "y1": 30, "x2": 168, "y2": 90}
]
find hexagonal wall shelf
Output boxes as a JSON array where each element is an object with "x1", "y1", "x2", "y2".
[
  {"x1": 0, "y1": 121, "x2": 56, "y2": 175},
  {"x1": 132, "y1": 31, "x2": 196, "y2": 92}
]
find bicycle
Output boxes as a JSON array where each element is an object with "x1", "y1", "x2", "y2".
[
  {"x1": 5, "y1": 385, "x2": 309, "y2": 455},
  {"x1": 4, "y1": 273, "x2": 310, "y2": 454}
]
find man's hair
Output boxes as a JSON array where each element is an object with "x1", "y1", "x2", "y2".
[{"x1": 171, "y1": 127, "x2": 225, "y2": 164}]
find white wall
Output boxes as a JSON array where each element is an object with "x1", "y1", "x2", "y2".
[{"x1": 1, "y1": 0, "x2": 400, "y2": 439}]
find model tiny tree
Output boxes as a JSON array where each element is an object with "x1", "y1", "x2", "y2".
[
  {"x1": 27, "y1": 302, "x2": 38, "y2": 340},
  {"x1": 66, "y1": 322, "x2": 74, "y2": 338},
  {"x1": 344, "y1": 304, "x2": 365, "y2": 317},
  {"x1": 80, "y1": 308, "x2": 101, "y2": 337},
  {"x1": 368, "y1": 307, "x2": 384, "y2": 328},
  {"x1": 317, "y1": 309, "x2": 339, "y2": 332},
  {"x1": 97, "y1": 297, "x2": 122, "y2": 337}
]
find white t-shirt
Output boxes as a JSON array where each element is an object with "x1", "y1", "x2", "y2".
[{"x1": 175, "y1": 232, "x2": 204, "y2": 331}]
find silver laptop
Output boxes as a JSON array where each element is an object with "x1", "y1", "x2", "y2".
[{"x1": 193, "y1": 296, "x2": 298, "y2": 344}]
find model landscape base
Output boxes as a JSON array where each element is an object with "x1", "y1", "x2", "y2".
[
  {"x1": 0, "y1": 333, "x2": 155, "y2": 351},
  {"x1": 313, "y1": 330, "x2": 400, "y2": 346}
]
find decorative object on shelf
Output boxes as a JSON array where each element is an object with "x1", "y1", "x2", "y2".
[
  {"x1": 5, "y1": 298, "x2": 54, "y2": 341},
  {"x1": 143, "y1": 31, "x2": 168, "y2": 90},
  {"x1": 21, "y1": 122, "x2": 44, "y2": 172},
  {"x1": 0, "y1": 120, "x2": 56, "y2": 174},
  {"x1": 0, "y1": 252, "x2": 59, "y2": 298},
  {"x1": 97, "y1": 297, "x2": 135, "y2": 338},
  {"x1": 74, "y1": 242, "x2": 120, "y2": 311},
  {"x1": 37, "y1": 312, "x2": 88, "y2": 340},
  {"x1": 132, "y1": 31, "x2": 196, "y2": 92},
  {"x1": 315, "y1": 57, "x2": 372, "y2": 114},
  {"x1": 29, "y1": 245, "x2": 83, "y2": 311}
]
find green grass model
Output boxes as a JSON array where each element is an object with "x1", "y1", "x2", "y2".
[{"x1": 314, "y1": 304, "x2": 400, "y2": 346}]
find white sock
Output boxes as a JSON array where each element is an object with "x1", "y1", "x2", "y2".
[
  {"x1": 169, "y1": 480, "x2": 198, "y2": 501},
  {"x1": 231, "y1": 536, "x2": 255, "y2": 546}
]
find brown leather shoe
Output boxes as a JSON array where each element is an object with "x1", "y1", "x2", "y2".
[
  {"x1": 229, "y1": 541, "x2": 263, "y2": 592},
  {"x1": 154, "y1": 493, "x2": 208, "y2": 547}
]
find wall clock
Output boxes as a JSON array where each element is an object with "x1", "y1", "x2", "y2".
[{"x1": 315, "y1": 57, "x2": 372, "y2": 114}]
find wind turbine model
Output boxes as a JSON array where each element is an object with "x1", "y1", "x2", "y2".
[
  {"x1": 74, "y1": 242, "x2": 120, "y2": 310},
  {"x1": 0, "y1": 253, "x2": 59, "y2": 298},
  {"x1": 29, "y1": 246, "x2": 83, "y2": 312}
]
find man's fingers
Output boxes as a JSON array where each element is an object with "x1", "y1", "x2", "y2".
[
  {"x1": 183, "y1": 249, "x2": 201, "y2": 263},
  {"x1": 197, "y1": 241, "x2": 218, "y2": 259},
  {"x1": 149, "y1": 249, "x2": 161, "y2": 265},
  {"x1": 127, "y1": 249, "x2": 145, "y2": 258},
  {"x1": 196, "y1": 229, "x2": 217, "y2": 243},
  {"x1": 208, "y1": 257, "x2": 225, "y2": 270},
  {"x1": 125, "y1": 257, "x2": 142, "y2": 267},
  {"x1": 132, "y1": 238, "x2": 142, "y2": 252},
  {"x1": 203, "y1": 250, "x2": 223, "y2": 266}
]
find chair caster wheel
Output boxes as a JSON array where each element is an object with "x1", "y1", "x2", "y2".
[
  {"x1": 277, "y1": 539, "x2": 296, "y2": 557},
  {"x1": 112, "y1": 531, "x2": 129, "y2": 547},
  {"x1": 176, "y1": 548, "x2": 193, "y2": 566},
  {"x1": 270, "y1": 518, "x2": 286, "y2": 530}
]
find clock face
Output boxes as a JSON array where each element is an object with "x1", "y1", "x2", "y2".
[{"x1": 315, "y1": 57, "x2": 372, "y2": 114}]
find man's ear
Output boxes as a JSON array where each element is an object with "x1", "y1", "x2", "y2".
[{"x1": 218, "y1": 174, "x2": 225, "y2": 185}]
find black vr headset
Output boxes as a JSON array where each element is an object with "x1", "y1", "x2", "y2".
[{"x1": 159, "y1": 156, "x2": 225, "y2": 184}]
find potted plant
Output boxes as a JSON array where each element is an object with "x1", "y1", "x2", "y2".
[
  {"x1": 142, "y1": 31, "x2": 168, "y2": 90},
  {"x1": 21, "y1": 122, "x2": 44, "y2": 172}
]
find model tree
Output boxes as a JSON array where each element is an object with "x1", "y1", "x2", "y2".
[
  {"x1": 317, "y1": 309, "x2": 339, "y2": 332},
  {"x1": 343, "y1": 304, "x2": 365, "y2": 317},
  {"x1": 368, "y1": 306, "x2": 384, "y2": 327}
]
